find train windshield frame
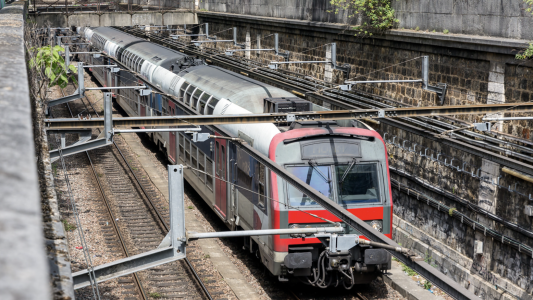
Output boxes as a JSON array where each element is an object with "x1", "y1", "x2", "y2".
[{"x1": 285, "y1": 162, "x2": 383, "y2": 207}]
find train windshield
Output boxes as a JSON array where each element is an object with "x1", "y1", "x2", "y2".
[
  {"x1": 286, "y1": 166, "x2": 333, "y2": 206},
  {"x1": 336, "y1": 164, "x2": 381, "y2": 204}
]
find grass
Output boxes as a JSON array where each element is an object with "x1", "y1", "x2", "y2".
[
  {"x1": 443, "y1": 29, "x2": 449, "y2": 34},
  {"x1": 62, "y1": 219, "x2": 77, "y2": 232},
  {"x1": 415, "y1": 26, "x2": 419, "y2": 31},
  {"x1": 149, "y1": 292, "x2": 163, "y2": 298},
  {"x1": 204, "y1": 254, "x2": 210, "y2": 259},
  {"x1": 52, "y1": 164, "x2": 58, "y2": 177},
  {"x1": 188, "y1": 206, "x2": 194, "y2": 209},
  {"x1": 402, "y1": 263, "x2": 418, "y2": 276}
]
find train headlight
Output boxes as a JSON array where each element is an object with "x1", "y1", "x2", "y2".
[
  {"x1": 369, "y1": 220, "x2": 383, "y2": 232},
  {"x1": 289, "y1": 224, "x2": 300, "y2": 238}
]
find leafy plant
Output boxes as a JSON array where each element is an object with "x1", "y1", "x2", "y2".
[
  {"x1": 423, "y1": 280, "x2": 432, "y2": 290},
  {"x1": 62, "y1": 219, "x2": 77, "y2": 232},
  {"x1": 516, "y1": 42, "x2": 533, "y2": 60},
  {"x1": 330, "y1": 0, "x2": 398, "y2": 36},
  {"x1": 415, "y1": 26, "x2": 419, "y2": 31},
  {"x1": 525, "y1": 0, "x2": 533, "y2": 14},
  {"x1": 443, "y1": 29, "x2": 449, "y2": 34},
  {"x1": 29, "y1": 45, "x2": 77, "y2": 89}
]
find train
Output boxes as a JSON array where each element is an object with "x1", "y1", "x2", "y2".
[{"x1": 75, "y1": 26, "x2": 393, "y2": 288}]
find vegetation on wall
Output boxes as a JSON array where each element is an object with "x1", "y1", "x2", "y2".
[
  {"x1": 519, "y1": 1, "x2": 533, "y2": 60},
  {"x1": 526, "y1": 0, "x2": 533, "y2": 14},
  {"x1": 329, "y1": 0, "x2": 398, "y2": 36},
  {"x1": 28, "y1": 45, "x2": 77, "y2": 89}
]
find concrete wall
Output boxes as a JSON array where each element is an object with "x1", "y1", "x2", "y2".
[
  {"x1": 198, "y1": 12, "x2": 533, "y2": 299},
  {"x1": 0, "y1": 1, "x2": 51, "y2": 299},
  {"x1": 394, "y1": 0, "x2": 533, "y2": 40},
  {"x1": 33, "y1": 11, "x2": 198, "y2": 27},
  {"x1": 197, "y1": 0, "x2": 358, "y2": 24},
  {"x1": 195, "y1": 0, "x2": 533, "y2": 40}
]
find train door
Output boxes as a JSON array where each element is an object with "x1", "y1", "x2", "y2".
[
  {"x1": 228, "y1": 142, "x2": 238, "y2": 230},
  {"x1": 168, "y1": 101, "x2": 176, "y2": 163},
  {"x1": 215, "y1": 133, "x2": 227, "y2": 218}
]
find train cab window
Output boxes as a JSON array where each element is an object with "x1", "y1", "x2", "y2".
[
  {"x1": 192, "y1": 88, "x2": 203, "y2": 110},
  {"x1": 206, "y1": 97, "x2": 220, "y2": 115},
  {"x1": 199, "y1": 93, "x2": 210, "y2": 114},
  {"x1": 335, "y1": 164, "x2": 381, "y2": 204},
  {"x1": 286, "y1": 165, "x2": 333, "y2": 206},
  {"x1": 206, "y1": 157, "x2": 214, "y2": 191},
  {"x1": 179, "y1": 83, "x2": 190, "y2": 103}
]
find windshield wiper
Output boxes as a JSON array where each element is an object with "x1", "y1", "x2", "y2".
[
  {"x1": 340, "y1": 158, "x2": 357, "y2": 184},
  {"x1": 308, "y1": 160, "x2": 331, "y2": 183}
]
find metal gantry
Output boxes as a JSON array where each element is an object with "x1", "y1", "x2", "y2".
[
  {"x1": 340, "y1": 56, "x2": 447, "y2": 105},
  {"x1": 44, "y1": 102, "x2": 533, "y2": 129},
  {"x1": 268, "y1": 43, "x2": 349, "y2": 77}
]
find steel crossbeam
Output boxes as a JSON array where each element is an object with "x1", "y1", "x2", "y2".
[{"x1": 44, "y1": 102, "x2": 533, "y2": 129}]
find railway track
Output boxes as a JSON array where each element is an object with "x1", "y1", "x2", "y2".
[
  {"x1": 119, "y1": 27, "x2": 533, "y2": 177},
  {"x1": 50, "y1": 75, "x2": 214, "y2": 299}
]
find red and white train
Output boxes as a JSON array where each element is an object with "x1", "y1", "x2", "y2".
[{"x1": 78, "y1": 26, "x2": 393, "y2": 288}]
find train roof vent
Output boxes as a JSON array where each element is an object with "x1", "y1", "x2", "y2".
[
  {"x1": 289, "y1": 121, "x2": 338, "y2": 130},
  {"x1": 264, "y1": 97, "x2": 313, "y2": 113}
]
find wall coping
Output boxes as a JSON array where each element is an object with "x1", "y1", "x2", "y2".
[
  {"x1": 0, "y1": 0, "x2": 52, "y2": 299},
  {"x1": 197, "y1": 11, "x2": 531, "y2": 57}
]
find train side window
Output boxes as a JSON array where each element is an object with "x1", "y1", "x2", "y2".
[
  {"x1": 198, "y1": 151, "x2": 205, "y2": 183},
  {"x1": 178, "y1": 133, "x2": 185, "y2": 161},
  {"x1": 206, "y1": 97, "x2": 219, "y2": 115},
  {"x1": 191, "y1": 144, "x2": 198, "y2": 175},
  {"x1": 186, "y1": 87, "x2": 197, "y2": 106},
  {"x1": 192, "y1": 88, "x2": 203, "y2": 110},
  {"x1": 185, "y1": 138, "x2": 191, "y2": 164},
  {"x1": 179, "y1": 83, "x2": 189, "y2": 103},
  {"x1": 236, "y1": 147, "x2": 253, "y2": 200},
  {"x1": 256, "y1": 163, "x2": 266, "y2": 208},
  {"x1": 206, "y1": 157, "x2": 214, "y2": 191},
  {"x1": 199, "y1": 93, "x2": 210, "y2": 114}
]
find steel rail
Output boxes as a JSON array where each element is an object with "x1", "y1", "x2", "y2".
[
  {"x1": 70, "y1": 74, "x2": 215, "y2": 300},
  {"x1": 44, "y1": 102, "x2": 533, "y2": 128},
  {"x1": 58, "y1": 87, "x2": 148, "y2": 300},
  {"x1": 112, "y1": 141, "x2": 214, "y2": 300}
]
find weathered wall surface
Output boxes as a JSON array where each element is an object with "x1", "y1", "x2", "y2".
[
  {"x1": 195, "y1": 0, "x2": 533, "y2": 40},
  {"x1": 198, "y1": 11, "x2": 533, "y2": 299},
  {"x1": 0, "y1": 1, "x2": 52, "y2": 299},
  {"x1": 393, "y1": 0, "x2": 533, "y2": 40},
  {"x1": 197, "y1": 0, "x2": 358, "y2": 25},
  {"x1": 32, "y1": 11, "x2": 198, "y2": 27}
]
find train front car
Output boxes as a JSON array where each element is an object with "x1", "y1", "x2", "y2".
[{"x1": 270, "y1": 124, "x2": 393, "y2": 287}]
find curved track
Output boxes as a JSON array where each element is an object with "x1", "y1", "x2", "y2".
[{"x1": 51, "y1": 78, "x2": 214, "y2": 299}]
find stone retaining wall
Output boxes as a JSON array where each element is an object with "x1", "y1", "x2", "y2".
[{"x1": 197, "y1": 12, "x2": 533, "y2": 299}]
